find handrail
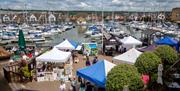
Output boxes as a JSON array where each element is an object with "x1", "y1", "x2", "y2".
[{"x1": 164, "y1": 59, "x2": 180, "y2": 74}]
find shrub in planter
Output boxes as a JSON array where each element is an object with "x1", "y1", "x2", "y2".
[
  {"x1": 154, "y1": 45, "x2": 178, "y2": 67},
  {"x1": 21, "y1": 64, "x2": 31, "y2": 78},
  {"x1": 135, "y1": 52, "x2": 161, "y2": 74},
  {"x1": 106, "y1": 64, "x2": 143, "y2": 91}
]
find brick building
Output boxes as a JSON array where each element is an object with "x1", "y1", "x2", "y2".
[{"x1": 171, "y1": 8, "x2": 180, "y2": 23}]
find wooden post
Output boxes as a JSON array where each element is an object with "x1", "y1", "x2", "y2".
[{"x1": 3, "y1": 67, "x2": 11, "y2": 82}]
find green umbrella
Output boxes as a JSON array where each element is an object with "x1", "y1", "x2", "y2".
[{"x1": 18, "y1": 30, "x2": 26, "y2": 51}]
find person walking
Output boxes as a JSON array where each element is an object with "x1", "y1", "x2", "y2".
[
  {"x1": 86, "y1": 82, "x2": 93, "y2": 91},
  {"x1": 71, "y1": 77, "x2": 77, "y2": 91},
  {"x1": 85, "y1": 56, "x2": 91, "y2": 66},
  {"x1": 59, "y1": 81, "x2": 66, "y2": 91},
  {"x1": 79, "y1": 78, "x2": 85, "y2": 91},
  {"x1": 72, "y1": 52, "x2": 76, "y2": 63},
  {"x1": 92, "y1": 56, "x2": 98, "y2": 64}
]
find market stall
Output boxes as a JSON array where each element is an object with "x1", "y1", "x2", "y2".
[
  {"x1": 113, "y1": 48, "x2": 142, "y2": 64},
  {"x1": 82, "y1": 43, "x2": 98, "y2": 56},
  {"x1": 120, "y1": 36, "x2": 142, "y2": 50},
  {"x1": 77, "y1": 60, "x2": 116, "y2": 88},
  {"x1": 155, "y1": 36, "x2": 179, "y2": 51},
  {"x1": 55, "y1": 39, "x2": 81, "y2": 51},
  {"x1": 35, "y1": 48, "x2": 72, "y2": 82},
  {"x1": 137, "y1": 44, "x2": 157, "y2": 52}
]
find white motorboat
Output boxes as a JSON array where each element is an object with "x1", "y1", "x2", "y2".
[
  {"x1": 84, "y1": 31, "x2": 93, "y2": 35},
  {"x1": 84, "y1": 25, "x2": 100, "y2": 36},
  {"x1": 2, "y1": 31, "x2": 17, "y2": 40},
  {"x1": 42, "y1": 32, "x2": 53, "y2": 38},
  {"x1": 90, "y1": 32, "x2": 103, "y2": 38}
]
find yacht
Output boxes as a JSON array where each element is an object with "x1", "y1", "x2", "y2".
[
  {"x1": 26, "y1": 30, "x2": 45, "y2": 42},
  {"x1": 106, "y1": 27, "x2": 124, "y2": 36},
  {"x1": 2, "y1": 31, "x2": 17, "y2": 40},
  {"x1": 90, "y1": 32, "x2": 103, "y2": 38},
  {"x1": 84, "y1": 26, "x2": 100, "y2": 35}
]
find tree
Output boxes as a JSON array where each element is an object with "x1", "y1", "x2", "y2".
[
  {"x1": 154, "y1": 45, "x2": 179, "y2": 83},
  {"x1": 135, "y1": 52, "x2": 162, "y2": 89},
  {"x1": 154, "y1": 45, "x2": 178, "y2": 68},
  {"x1": 135, "y1": 52, "x2": 161, "y2": 75},
  {"x1": 106, "y1": 64, "x2": 143, "y2": 91}
]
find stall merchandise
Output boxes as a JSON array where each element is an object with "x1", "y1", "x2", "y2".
[
  {"x1": 83, "y1": 43, "x2": 98, "y2": 56},
  {"x1": 36, "y1": 48, "x2": 72, "y2": 82}
]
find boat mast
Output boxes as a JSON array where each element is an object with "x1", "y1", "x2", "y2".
[
  {"x1": 47, "y1": 0, "x2": 50, "y2": 24},
  {"x1": 101, "y1": 0, "x2": 104, "y2": 50},
  {"x1": 24, "y1": 0, "x2": 28, "y2": 24},
  {"x1": 112, "y1": 11, "x2": 114, "y2": 22},
  {"x1": 158, "y1": 3, "x2": 160, "y2": 23},
  {"x1": 163, "y1": 7, "x2": 166, "y2": 22},
  {"x1": 91, "y1": 11, "x2": 93, "y2": 23},
  {"x1": 143, "y1": 7, "x2": 145, "y2": 22},
  {"x1": 0, "y1": 5, "x2": 1, "y2": 24},
  {"x1": 153, "y1": 7, "x2": 155, "y2": 22}
]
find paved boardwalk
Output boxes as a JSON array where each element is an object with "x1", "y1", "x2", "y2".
[{"x1": 23, "y1": 54, "x2": 113, "y2": 91}]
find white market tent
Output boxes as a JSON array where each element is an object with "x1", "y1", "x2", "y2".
[
  {"x1": 36, "y1": 48, "x2": 71, "y2": 63},
  {"x1": 120, "y1": 36, "x2": 142, "y2": 50},
  {"x1": 113, "y1": 48, "x2": 142, "y2": 64},
  {"x1": 55, "y1": 39, "x2": 81, "y2": 50}
]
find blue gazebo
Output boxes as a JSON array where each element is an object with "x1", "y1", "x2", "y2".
[
  {"x1": 155, "y1": 36, "x2": 179, "y2": 51},
  {"x1": 155, "y1": 36, "x2": 178, "y2": 45},
  {"x1": 77, "y1": 60, "x2": 116, "y2": 88}
]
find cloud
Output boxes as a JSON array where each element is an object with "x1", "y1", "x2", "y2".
[
  {"x1": 79, "y1": 2, "x2": 89, "y2": 7},
  {"x1": 0, "y1": 0, "x2": 179, "y2": 11}
]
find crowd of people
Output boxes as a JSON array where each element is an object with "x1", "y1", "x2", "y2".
[
  {"x1": 58, "y1": 49, "x2": 101, "y2": 91},
  {"x1": 85, "y1": 56, "x2": 98, "y2": 67},
  {"x1": 59, "y1": 76, "x2": 105, "y2": 91}
]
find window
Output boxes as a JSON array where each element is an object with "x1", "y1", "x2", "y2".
[
  {"x1": 48, "y1": 14, "x2": 56, "y2": 23},
  {"x1": 176, "y1": 13, "x2": 180, "y2": 19},
  {"x1": 3, "y1": 15, "x2": 10, "y2": 22},
  {"x1": 30, "y1": 14, "x2": 37, "y2": 22}
]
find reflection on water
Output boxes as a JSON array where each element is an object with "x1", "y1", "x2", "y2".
[
  {"x1": 52, "y1": 26, "x2": 90, "y2": 46},
  {"x1": 42, "y1": 25, "x2": 142, "y2": 47}
]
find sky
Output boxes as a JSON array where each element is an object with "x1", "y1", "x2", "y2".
[{"x1": 0, "y1": 0, "x2": 179, "y2": 11}]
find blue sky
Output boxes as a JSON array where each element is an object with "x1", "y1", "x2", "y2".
[{"x1": 0, "y1": 0, "x2": 179, "y2": 11}]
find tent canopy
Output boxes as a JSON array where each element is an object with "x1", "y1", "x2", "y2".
[
  {"x1": 120, "y1": 36, "x2": 142, "y2": 50},
  {"x1": 77, "y1": 60, "x2": 116, "y2": 88},
  {"x1": 36, "y1": 48, "x2": 71, "y2": 63},
  {"x1": 137, "y1": 45, "x2": 157, "y2": 52},
  {"x1": 113, "y1": 48, "x2": 142, "y2": 64},
  {"x1": 121, "y1": 36, "x2": 142, "y2": 45},
  {"x1": 55, "y1": 39, "x2": 78, "y2": 50},
  {"x1": 155, "y1": 36, "x2": 178, "y2": 46}
]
